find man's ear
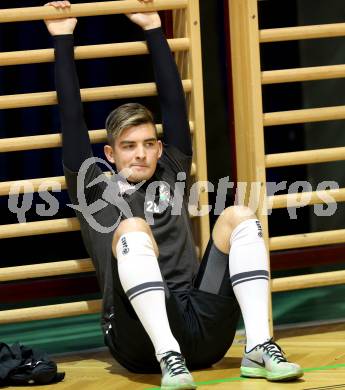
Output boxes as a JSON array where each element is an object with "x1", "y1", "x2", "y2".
[
  {"x1": 157, "y1": 140, "x2": 163, "y2": 158},
  {"x1": 104, "y1": 144, "x2": 115, "y2": 164}
]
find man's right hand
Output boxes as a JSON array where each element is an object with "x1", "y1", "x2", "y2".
[{"x1": 44, "y1": 1, "x2": 77, "y2": 36}]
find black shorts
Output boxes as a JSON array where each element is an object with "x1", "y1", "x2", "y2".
[{"x1": 104, "y1": 240, "x2": 240, "y2": 373}]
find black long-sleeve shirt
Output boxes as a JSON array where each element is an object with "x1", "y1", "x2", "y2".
[
  {"x1": 54, "y1": 27, "x2": 192, "y2": 173},
  {"x1": 54, "y1": 27, "x2": 199, "y2": 299}
]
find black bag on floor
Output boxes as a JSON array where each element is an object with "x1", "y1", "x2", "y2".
[{"x1": 0, "y1": 342, "x2": 65, "y2": 386}]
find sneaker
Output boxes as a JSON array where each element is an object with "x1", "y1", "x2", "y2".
[
  {"x1": 240, "y1": 339, "x2": 303, "y2": 381},
  {"x1": 159, "y1": 351, "x2": 197, "y2": 390}
]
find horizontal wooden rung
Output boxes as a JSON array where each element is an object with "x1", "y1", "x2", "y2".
[
  {"x1": 271, "y1": 270, "x2": 345, "y2": 292},
  {"x1": 264, "y1": 105, "x2": 345, "y2": 126},
  {"x1": 262, "y1": 64, "x2": 345, "y2": 85},
  {"x1": 1, "y1": 129, "x2": 105, "y2": 153},
  {"x1": 0, "y1": 0, "x2": 188, "y2": 23},
  {"x1": 0, "y1": 218, "x2": 80, "y2": 240},
  {"x1": 0, "y1": 38, "x2": 189, "y2": 66},
  {"x1": 0, "y1": 259, "x2": 94, "y2": 282},
  {"x1": 270, "y1": 228, "x2": 345, "y2": 251},
  {"x1": 260, "y1": 22, "x2": 345, "y2": 43},
  {"x1": 266, "y1": 146, "x2": 345, "y2": 168},
  {"x1": 268, "y1": 188, "x2": 345, "y2": 209},
  {"x1": 0, "y1": 79, "x2": 192, "y2": 110},
  {"x1": 0, "y1": 300, "x2": 101, "y2": 324},
  {"x1": 0, "y1": 122, "x2": 194, "y2": 153}
]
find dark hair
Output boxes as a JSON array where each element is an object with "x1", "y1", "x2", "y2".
[{"x1": 105, "y1": 103, "x2": 157, "y2": 145}]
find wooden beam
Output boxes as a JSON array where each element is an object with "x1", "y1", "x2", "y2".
[{"x1": 0, "y1": 0, "x2": 188, "y2": 23}]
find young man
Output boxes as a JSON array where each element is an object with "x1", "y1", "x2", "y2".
[{"x1": 45, "y1": 1, "x2": 303, "y2": 388}]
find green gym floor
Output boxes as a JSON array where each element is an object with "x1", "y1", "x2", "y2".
[{"x1": 1, "y1": 284, "x2": 345, "y2": 355}]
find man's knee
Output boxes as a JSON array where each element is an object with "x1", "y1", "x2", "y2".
[
  {"x1": 112, "y1": 217, "x2": 158, "y2": 257},
  {"x1": 220, "y1": 205, "x2": 256, "y2": 230},
  {"x1": 212, "y1": 206, "x2": 256, "y2": 254}
]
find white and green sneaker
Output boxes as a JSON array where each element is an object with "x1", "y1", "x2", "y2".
[
  {"x1": 159, "y1": 351, "x2": 197, "y2": 390},
  {"x1": 240, "y1": 339, "x2": 303, "y2": 381}
]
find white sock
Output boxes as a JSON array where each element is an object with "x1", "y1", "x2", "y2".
[
  {"x1": 116, "y1": 231, "x2": 180, "y2": 360},
  {"x1": 229, "y1": 219, "x2": 271, "y2": 351}
]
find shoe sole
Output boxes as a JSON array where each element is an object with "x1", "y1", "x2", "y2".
[
  {"x1": 240, "y1": 366, "x2": 304, "y2": 381},
  {"x1": 160, "y1": 385, "x2": 197, "y2": 390}
]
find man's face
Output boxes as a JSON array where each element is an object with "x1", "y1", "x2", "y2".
[{"x1": 104, "y1": 123, "x2": 162, "y2": 183}]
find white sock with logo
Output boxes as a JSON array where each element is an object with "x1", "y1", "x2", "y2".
[
  {"x1": 229, "y1": 219, "x2": 271, "y2": 351},
  {"x1": 116, "y1": 231, "x2": 180, "y2": 359}
]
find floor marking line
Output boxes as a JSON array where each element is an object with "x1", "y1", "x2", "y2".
[
  {"x1": 304, "y1": 363, "x2": 345, "y2": 372},
  {"x1": 303, "y1": 384, "x2": 345, "y2": 390},
  {"x1": 144, "y1": 363, "x2": 345, "y2": 389}
]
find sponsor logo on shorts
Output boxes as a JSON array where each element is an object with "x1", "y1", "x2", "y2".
[{"x1": 121, "y1": 236, "x2": 129, "y2": 255}]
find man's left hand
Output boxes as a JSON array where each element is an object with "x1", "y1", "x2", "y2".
[{"x1": 126, "y1": 0, "x2": 161, "y2": 30}]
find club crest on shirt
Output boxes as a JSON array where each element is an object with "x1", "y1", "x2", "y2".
[
  {"x1": 145, "y1": 182, "x2": 174, "y2": 215},
  {"x1": 159, "y1": 183, "x2": 171, "y2": 204}
]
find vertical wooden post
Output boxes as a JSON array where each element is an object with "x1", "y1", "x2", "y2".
[
  {"x1": 228, "y1": 0, "x2": 273, "y2": 334},
  {"x1": 173, "y1": 0, "x2": 210, "y2": 256}
]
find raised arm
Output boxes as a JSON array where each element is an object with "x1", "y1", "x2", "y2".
[
  {"x1": 127, "y1": 5, "x2": 192, "y2": 156},
  {"x1": 45, "y1": 1, "x2": 93, "y2": 172}
]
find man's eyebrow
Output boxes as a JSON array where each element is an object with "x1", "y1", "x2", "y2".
[
  {"x1": 120, "y1": 137, "x2": 157, "y2": 144},
  {"x1": 120, "y1": 138, "x2": 157, "y2": 145}
]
